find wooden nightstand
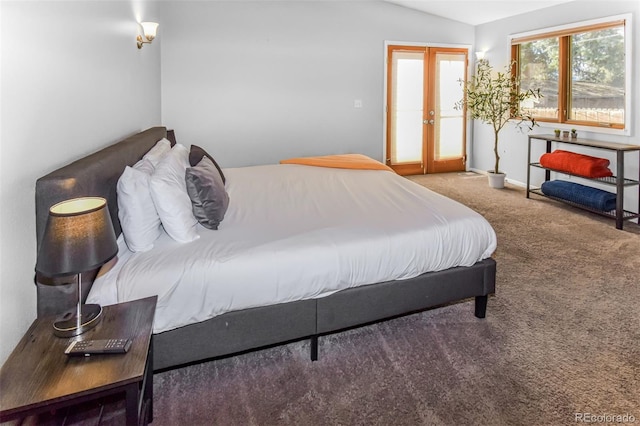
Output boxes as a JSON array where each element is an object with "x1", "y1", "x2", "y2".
[{"x1": 0, "y1": 296, "x2": 156, "y2": 426}]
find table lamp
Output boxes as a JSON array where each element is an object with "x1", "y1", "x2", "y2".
[{"x1": 35, "y1": 197, "x2": 118, "y2": 337}]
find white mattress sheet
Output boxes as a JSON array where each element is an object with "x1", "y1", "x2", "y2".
[{"x1": 88, "y1": 164, "x2": 496, "y2": 334}]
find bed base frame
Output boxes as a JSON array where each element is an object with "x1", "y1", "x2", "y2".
[
  {"x1": 308, "y1": 295, "x2": 492, "y2": 361},
  {"x1": 35, "y1": 126, "x2": 496, "y2": 371}
]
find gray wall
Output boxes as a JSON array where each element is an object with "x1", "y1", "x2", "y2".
[
  {"x1": 0, "y1": 1, "x2": 162, "y2": 364},
  {"x1": 160, "y1": 1, "x2": 474, "y2": 167}
]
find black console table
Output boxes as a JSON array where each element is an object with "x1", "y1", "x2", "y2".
[{"x1": 526, "y1": 134, "x2": 640, "y2": 230}]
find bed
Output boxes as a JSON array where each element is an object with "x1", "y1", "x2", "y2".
[{"x1": 35, "y1": 126, "x2": 497, "y2": 371}]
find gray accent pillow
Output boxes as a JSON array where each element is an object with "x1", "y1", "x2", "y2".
[
  {"x1": 189, "y1": 144, "x2": 226, "y2": 184},
  {"x1": 185, "y1": 156, "x2": 229, "y2": 230}
]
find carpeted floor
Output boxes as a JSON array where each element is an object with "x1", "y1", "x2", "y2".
[
  {"x1": 27, "y1": 172, "x2": 638, "y2": 426},
  {"x1": 150, "y1": 172, "x2": 639, "y2": 426}
]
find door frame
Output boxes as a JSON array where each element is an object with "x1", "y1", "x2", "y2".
[{"x1": 382, "y1": 41, "x2": 473, "y2": 174}]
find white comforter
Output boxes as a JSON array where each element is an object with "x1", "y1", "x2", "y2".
[{"x1": 88, "y1": 164, "x2": 497, "y2": 334}]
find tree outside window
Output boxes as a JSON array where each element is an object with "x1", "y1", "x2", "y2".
[{"x1": 512, "y1": 18, "x2": 627, "y2": 130}]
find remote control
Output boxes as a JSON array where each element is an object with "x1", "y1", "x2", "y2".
[{"x1": 65, "y1": 338, "x2": 132, "y2": 356}]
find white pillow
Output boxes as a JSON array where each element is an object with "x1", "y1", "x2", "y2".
[
  {"x1": 149, "y1": 144, "x2": 200, "y2": 243},
  {"x1": 143, "y1": 138, "x2": 172, "y2": 167},
  {"x1": 117, "y1": 158, "x2": 163, "y2": 252}
]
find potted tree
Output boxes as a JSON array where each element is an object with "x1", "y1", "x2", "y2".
[{"x1": 456, "y1": 59, "x2": 541, "y2": 188}]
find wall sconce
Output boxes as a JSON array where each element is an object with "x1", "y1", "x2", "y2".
[
  {"x1": 137, "y1": 22, "x2": 159, "y2": 49},
  {"x1": 475, "y1": 51, "x2": 486, "y2": 61}
]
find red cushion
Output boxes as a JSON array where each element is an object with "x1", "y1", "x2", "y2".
[{"x1": 539, "y1": 150, "x2": 613, "y2": 178}]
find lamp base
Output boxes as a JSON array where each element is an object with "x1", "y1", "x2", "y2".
[{"x1": 53, "y1": 304, "x2": 103, "y2": 337}]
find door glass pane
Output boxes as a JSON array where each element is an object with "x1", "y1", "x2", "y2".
[
  {"x1": 390, "y1": 51, "x2": 423, "y2": 164},
  {"x1": 434, "y1": 53, "x2": 465, "y2": 160}
]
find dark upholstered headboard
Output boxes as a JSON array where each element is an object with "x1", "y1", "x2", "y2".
[
  {"x1": 34, "y1": 126, "x2": 175, "y2": 316},
  {"x1": 35, "y1": 126, "x2": 172, "y2": 250}
]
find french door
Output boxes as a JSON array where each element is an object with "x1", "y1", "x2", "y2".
[{"x1": 386, "y1": 45, "x2": 468, "y2": 175}]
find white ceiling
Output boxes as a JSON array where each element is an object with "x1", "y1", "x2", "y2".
[{"x1": 384, "y1": 0, "x2": 574, "y2": 26}]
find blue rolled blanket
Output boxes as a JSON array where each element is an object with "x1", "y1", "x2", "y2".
[{"x1": 541, "y1": 180, "x2": 617, "y2": 212}]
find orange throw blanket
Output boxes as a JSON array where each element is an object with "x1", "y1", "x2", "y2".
[
  {"x1": 280, "y1": 154, "x2": 394, "y2": 172},
  {"x1": 539, "y1": 150, "x2": 613, "y2": 178}
]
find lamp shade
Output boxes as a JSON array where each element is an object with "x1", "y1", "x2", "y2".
[
  {"x1": 36, "y1": 197, "x2": 117, "y2": 277},
  {"x1": 141, "y1": 21, "x2": 159, "y2": 40}
]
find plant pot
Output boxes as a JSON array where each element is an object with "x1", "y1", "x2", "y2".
[{"x1": 487, "y1": 171, "x2": 506, "y2": 188}]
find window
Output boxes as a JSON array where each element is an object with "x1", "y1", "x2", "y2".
[{"x1": 510, "y1": 15, "x2": 631, "y2": 133}]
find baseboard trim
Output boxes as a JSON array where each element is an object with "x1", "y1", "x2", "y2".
[{"x1": 467, "y1": 168, "x2": 526, "y2": 188}]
